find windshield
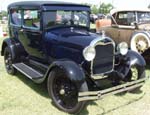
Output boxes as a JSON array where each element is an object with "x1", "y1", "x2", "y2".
[
  {"x1": 137, "y1": 12, "x2": 150, "y2": 23},
  {"x1": 43, "y1": 10, "x2": 89, "y2": 29}
]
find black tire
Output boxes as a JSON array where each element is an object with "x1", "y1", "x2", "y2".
[
  {"x1": 4, "y1": 47, "x2": 17, "y2": 75},
  {"x1": 47, "y1": 68, "x2": 88, "y2": 114},
  {"x1": 125, "y1": 65, "x2": 145, "y2": 91}
]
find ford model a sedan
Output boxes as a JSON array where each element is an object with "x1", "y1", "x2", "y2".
[
  {"x1": 1, "y1": 1, "x2": 146, "y2": 114},
  {"x1": 98, "y1": 8, "x2": 150, "y2": 54}
]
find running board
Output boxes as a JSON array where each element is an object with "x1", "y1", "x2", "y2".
[
  {"x1": 13, "y1": 63, "x2": 44, "y2": 80},
  {"x1": 78, "y1": 78, "x2": 146, "y2": 102}
]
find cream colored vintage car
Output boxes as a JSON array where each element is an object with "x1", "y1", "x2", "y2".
[{"x1": 98, "y1": 8, "x2": 150, "y2": 53}]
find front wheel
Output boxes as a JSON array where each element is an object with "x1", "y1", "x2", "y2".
[
  {"x1": 47, "y1": 68, "x2": 88, "y2": 114},
  {"x1": 125, "y1": 65, "x2": 145, "y2": 91}
]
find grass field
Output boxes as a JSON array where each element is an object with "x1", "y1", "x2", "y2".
[{"x1": 0, "y1": 36, "x2": 150, "y2": 115}]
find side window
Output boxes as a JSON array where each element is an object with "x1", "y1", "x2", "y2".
[
  {"x1": 23, "y1": 10, "x2": 40, "y2": 29},
  {"x1": 115, "y1": 11, "x2": 136, "y2": 26},
  {"x1": 127, "y1": 12, "x2": 136, "y2": 25},
  {"x1": 116, "y1": 12, "x2": 128, "y2": 25},
  {"x1": 10, "y1": 9, "x2": 21, "y2": 26}
]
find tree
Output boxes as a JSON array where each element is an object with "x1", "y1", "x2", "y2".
[
  {"x1": 91, "y1": 5, "x2": 99, "y2": 14},
  {"x1": 0, "y1": 10, "x2": 7, "y2": 20},
  {"x1": 99, "y1": 3, "x2": 114, "y2": 14},
  {"x1": 82, "y1": 2, "x2": 114, "y2": 14}
]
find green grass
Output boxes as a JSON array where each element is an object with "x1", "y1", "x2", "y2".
[{"x1": 0, "y1": 36, "x2": 150, "y2": 115}]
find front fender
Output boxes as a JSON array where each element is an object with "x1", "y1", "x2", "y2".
[
  {"x1": 45, "y1": 60, "x2": 86, "y2": 88},
  {"x1": 126, "y1": 50, "x2": 146, "y2": 67},
  {"x1": 115, "y1": 50, "x2": 145, "y2": 79}
]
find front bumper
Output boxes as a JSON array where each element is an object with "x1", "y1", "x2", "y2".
[{"x1": 78, "y1": 78, "x2": 146, "y2": 102}]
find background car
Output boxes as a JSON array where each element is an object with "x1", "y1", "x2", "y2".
[
  {"x1": 90, "y1": 13, "x2": 98, "y2": 23},
  {"x1": 98, "y1": 8, "x2": 150, "y2": 54},
  {"x1": 97, "y1": 13, "x2": 105, "y2": 19}
]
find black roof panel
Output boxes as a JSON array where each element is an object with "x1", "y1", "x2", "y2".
[{"x1": 8, "y1": 1, "x2": 89, "y2": 8}]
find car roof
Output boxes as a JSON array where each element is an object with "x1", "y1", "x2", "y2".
[
  {"x1": 110, "y1": 8, "x2": 150, "y2": 15},
  {"x1": 8, "y1": 1, "x2": 89, "y2": 9}
]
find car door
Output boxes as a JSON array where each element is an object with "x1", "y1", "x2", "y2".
[{"x1": 18, "y1": 9, "x2": 45, "y2": 60}]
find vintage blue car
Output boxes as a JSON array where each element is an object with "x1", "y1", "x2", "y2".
[{"x1": 1, "y1": 1, "x2": 146, "y2": 114}]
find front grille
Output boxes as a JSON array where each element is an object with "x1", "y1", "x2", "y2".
[{"x1": 92, "y1": 43, "x2": 114, "y2": 75}]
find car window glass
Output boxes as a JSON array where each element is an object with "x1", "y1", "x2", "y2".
[
  {"x1": 116, "y1": 12, "x2": 128, "y2": 25},
  {"x1": 44, "y1": 10, "x2": 89, "y2": 28},
  {"x1": 23, "y1": 10, "x2": 40, "y2": 29},
  {"x1": 137, "y1": 12, "x2": 150, "y2": 23},
  {"x1": 127, "y1": 12, "x2": 136, "y2": 25},
  {"x1": 116, "y1": 11, "x2": 136, "y2": 26},
  {"x1": 10, "y1": 9, "x2": 21, "y2": 26}
]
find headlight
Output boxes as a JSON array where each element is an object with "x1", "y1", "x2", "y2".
[
  {"x1": 118, "y1": 42, "x2": 128, "y2": 55},
  {"x1": 83, "y1": 46, "x2": 96, "y2": 61}
]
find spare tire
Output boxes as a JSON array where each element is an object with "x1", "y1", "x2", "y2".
[{"x1": 130, "y1": 32, "x2": 150, "y2": 53}]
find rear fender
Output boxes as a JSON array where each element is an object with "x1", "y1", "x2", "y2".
[
  {"x1": 1, "y1": 38, "x2": 16, "y2": 59},
  {"x1": 1, "y1": 38, "x2": 26, "y2": 61}
]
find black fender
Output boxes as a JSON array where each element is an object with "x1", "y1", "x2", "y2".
[
  {"x1": 1, "y1": 38, "x2": 16, "y2": 59},
  {"x1": 115, "y1": 50, "x2": 145, "y2": 79},
  {"x1": 1, "y1": 38, "x2": 26, "y2": 61},
  {"x1": 126, "y1": 50, "x2": 146, "y2": 67},
  {"x1": 44, "y1": 60, "x2": 86, "y2": 88}
]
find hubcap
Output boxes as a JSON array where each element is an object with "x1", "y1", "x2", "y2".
[
  {"x1": 135, "y1": 37, "x2": 148, "y2": 53},
  {"x1": 59, "y1": 89, "x2": 65, "y2": 95}
]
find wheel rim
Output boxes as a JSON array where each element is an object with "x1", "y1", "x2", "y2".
[
  {"x1": 4, "y1": 50, "x2": 13, "y2": 73},
  {"x1": 130, "y1": 67, "x2": 138, "y2": 81},
  {"x1": 131, "y1": 34, "x2": 150, "y2": 53},
  {"x1": 52, "y1": 75, "x2": 78, "y2": 109},
  {"x1": 135, "y1": 37, "x2": 149, "y2": 53}
]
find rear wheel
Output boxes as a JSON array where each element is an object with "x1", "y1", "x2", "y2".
[
  {"x1": 4, "y1": 47, "x2": 16, "y2": 75},
  {"x1": 47, "y1": 68, "x2": 88, "y2": 114}
]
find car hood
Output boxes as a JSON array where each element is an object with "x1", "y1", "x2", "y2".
[{"x1": 46, "y1": 27, "x2": 100, "y2": 49}]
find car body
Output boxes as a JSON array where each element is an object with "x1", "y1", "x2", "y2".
[
  {"x1": 1, "y1": 1, "x2": 146, "y2": 114},
  {"x1": 98, "y1": 8, "x2": 150, "y2": 54}
]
